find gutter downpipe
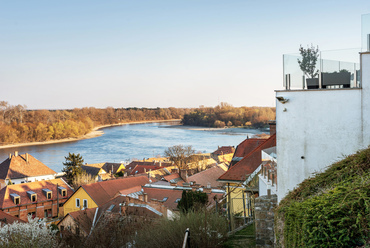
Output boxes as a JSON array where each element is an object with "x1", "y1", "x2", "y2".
[{"x1": 89, "y1": 207, "x2": 99, "y2": 236}]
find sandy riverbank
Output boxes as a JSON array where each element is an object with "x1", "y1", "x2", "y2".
[{"x1": 0, "y1": 119, "x2": 181, "y2": 150}]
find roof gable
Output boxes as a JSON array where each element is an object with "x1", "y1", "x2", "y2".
[
  {"x1": 81, "y1": 176, "x2": 150, "y2": 206},
  {"x1": 233, "y1": 138, "x2": 268, "y2": 158},
  {"x1": 0, "y1": 153, "x2": 56, "y2": 180},
  {"x1": 218, "y1": 134, "x2": 276, "y2": 182}
]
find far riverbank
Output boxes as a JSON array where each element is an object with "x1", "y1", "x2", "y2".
[{"x1": 0, "y1": 119, "x2": 181, "y2": 150}]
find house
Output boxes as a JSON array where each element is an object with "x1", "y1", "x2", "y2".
[
  {"x1": 0, "y1": 210, "x2": 26, "y2": 225},
  {"x1": 257, "y1": 147, "x2": 277, "y2": 196},
  {"x1": 58, "y1": 195, "x2": 165, "y2": 236},
  {"x1": 0, "y1": 152, "x2": 57, "y2": 188},
  {"x1": 124, "y1": 161, "x2": 173, "y2": 176},
  {"x1": 276, "y1": 19, "x2": 370, "y2": 201},
  {"x1": 211, "y1": 146, "x2": 235, "y2": 164},
  {"x1": 158, "y1": 164, "x2": 228, "y2": 189},
  {"x1": 142, "y1": 184, "x2": 225, "y2": 212},
  {"x1": 217, "y1": 133, "x2": 276, "y2": 215},
  {"x1": 63, "y1": 176, "x2": 150, "y2": 215},
  {"x1": 81, "y1": 162, "x2": 125, "y2": 181},
  {"x1": 0, "y1": 178, "x2": 73, "y2": 222}
]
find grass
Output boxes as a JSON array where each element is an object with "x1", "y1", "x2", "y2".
[{"x1": 222, "y1": 223, "x2": 256, "y2": 248}]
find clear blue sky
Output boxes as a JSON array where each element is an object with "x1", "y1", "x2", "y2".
[{"x1": 1, "y1": 1, "x2": 369, "y2": 109}]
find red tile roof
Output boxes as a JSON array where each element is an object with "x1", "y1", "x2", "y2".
[
  {"x1": 0, "y1": 153, "x2": 56, "y2": 180},
  {"x1": 142, "y1": 187, "x2": 223, "y2": 210},
  {"x1": 218, "y1": 134, "x2": 276, "y2": 182},
  {"x1": 233, "y1": 138, "x2": 268, "y2": 158},
  {"x1": 178, "y1": 165, "x2": 227, "y2": 188},
  {"x1": 212, "y1": 146, "x2": 235, "y2": 156},
  {"x1": 81, "y1": 176, "x2": 150, "y2": 206},
  {"x1": 0, "y1": 210, "x2": 26, "y2": 224},
  {"x1": 125, "y1": 161, "x2": 173, "y2": 176},
  {"x1": 0, "y1": 178, "x2": 73, "y2": 209}
]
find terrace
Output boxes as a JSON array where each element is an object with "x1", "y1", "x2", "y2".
[{"x1": 282, "y1": 13, "x2": 370, "y2": 91}]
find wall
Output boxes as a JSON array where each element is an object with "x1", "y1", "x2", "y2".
[
  {"x1": 63, "y1": 187, "x2": 98, "y2": 215},
  {"x1": 276, "y1": 53, "x2": 370, "y2": 202},
  {"x1": 255, "y1": 194, "x2": 277, "y2": 248}
]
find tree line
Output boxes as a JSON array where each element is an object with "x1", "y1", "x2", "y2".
[
  {"x1": 181, "y1": 102, "x2": 275, "y2": 128},
  {"x1": 0, "y1": 101, "x2": 190, "y2": 145}
]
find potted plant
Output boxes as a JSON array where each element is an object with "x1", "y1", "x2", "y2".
[
  {"x1": 321, "y1": 69, "x2": 351, "y2": 88},
  {"x1": 298, "y1": 44, "x2": 320, "y2": 89}
]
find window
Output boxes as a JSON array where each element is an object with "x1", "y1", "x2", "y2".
[
  {"x1": 27, "y1": 191, "x2": 37, "y2": 202},
  {"x1": 58, "y1": 186, "x2": 67, "y2": 197},
  {"x1": 162, "y1": 197, "x2": 168, "y2": 202},
  {"x1": 76, "y1": 198, "x2": 80, "y2": 208},
  {"x1": 28, "y1": 211, "x2": 36, "y2": 219},
  {"x1": 107, "y1": 204, "x2": 115, "y2": 212},
  {"x1": 44, "y1": 209, "x2": 52, "y2": 218},
  {"x1": 175, "y1": 198, "x2": 181, "y2": 203},
  {"x1": 10, "y1": 193, "x2": 20, "y2": 205},
  {"x1": 42, "y1": 189, "x2": 52, "y2": 199},
  {"x1": 83, "y1": 199, "x2": 88, "y2": 209}
]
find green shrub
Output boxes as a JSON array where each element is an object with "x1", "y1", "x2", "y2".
[{"x1": 275, "y1": 148, "x2": 370, "y2": 247}]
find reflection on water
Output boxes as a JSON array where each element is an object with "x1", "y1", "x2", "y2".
[{"x1": 0, "y1": 123, "x2": 263, "y2": 173}]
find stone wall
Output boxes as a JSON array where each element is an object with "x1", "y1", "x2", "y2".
[{"x1": 255, "y1": 194, "x2": 277, "y2": 248}]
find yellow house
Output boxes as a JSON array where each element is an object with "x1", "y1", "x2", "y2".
[
  {"x1": 217, "y1": 135, "x2": 276, "y2": 218},
  {"x1": 81, "y1": 162, "x2": 126, "y2": 181},
  {"x1": 63, "y1": 176, "x2": 149, "y2": 215}
]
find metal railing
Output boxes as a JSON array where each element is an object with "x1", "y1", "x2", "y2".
[{"x1": 182, "y1": 228, "x2": 190, "y2": 248}]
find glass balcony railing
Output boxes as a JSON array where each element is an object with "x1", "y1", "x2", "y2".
[{"x1": 283, "y1": 48, "x2": 360, "y2": 90}]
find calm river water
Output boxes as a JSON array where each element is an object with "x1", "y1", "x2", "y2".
[{"x1": 0, "y1": 122, "x2": 264, "y2": 173}]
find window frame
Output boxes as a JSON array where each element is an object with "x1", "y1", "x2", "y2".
[{"x1": 76, "y1": 198, "x2": 80, "y2": 208}]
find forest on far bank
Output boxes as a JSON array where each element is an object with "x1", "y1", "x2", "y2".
[
  {"x1": 181, "y1": 102, "x2": 275, "y2": 128},
  {"x1": 0, "y1": 101, "x2": 275, "y2": 145}
]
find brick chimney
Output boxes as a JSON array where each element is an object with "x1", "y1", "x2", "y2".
[
  {"x1": 269, "y1": 121, "x2": 276, "y2": 135},
  {"x1": 180, "y1": 169, "x2": 188, "y2": 182},
  {"x1": 14, "y1": 151, "x2": 18, "y2": 157},
  {"x1": 143, "y1": 193, "x2": 148, "y2": 202}
]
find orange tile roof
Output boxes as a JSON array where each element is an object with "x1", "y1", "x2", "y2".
[
  {"x1": 0, "y1": 210, "x2": 26, "y2": 224},
  {"x1": 233, "y1": 138, "x2": 268, "y2": 158},
  {"x1": 218, "y1": 134, "x2": 276, "y2": 182},
  {"x1": 142, "y1": 187, "x2": 223, "y2": 210},
  {"x1": 178, "y1": 165, "x2": 227, "y2": 188},
  {"x1": 81, "y1": 176, "x2": 150, "y2": 206},
  {"x1": 0, "y1": 178, "x2": 73, "y2": 209},
  {"x1": 212, "y1": 146, "x2": 235, "y2": 156},
  {"x1": 0, "y1": 153, "x2": 56, "y2": 180}
]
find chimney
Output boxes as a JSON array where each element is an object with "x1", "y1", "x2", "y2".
[
  {"x1": 269, "y1": 121, "x2": 276, "y2": 135},
  {"x1": 9, "y1": 154, "x2": 12, "y2": 159},
  {"x1": 144, "y1": 168, "x2": 147, "y2": 173},
  {"x1": 180, "y1": 169, "x2": 188, "y2": 182},
  {"x1": 139, "y1": 194, "x2": 144, "y2": 202},
  {"x1": 159, "y1": 161, "x2": 162, "y2": 167},
  {"x1": 26, "y1": 153, "x2": 29, "y2": 163},
  {"x1": 14, "y1": 151, "x2": 18, "y2": 157},
  {"x1": 143, "y1": 193, "x2": 148, "y2": 202}
]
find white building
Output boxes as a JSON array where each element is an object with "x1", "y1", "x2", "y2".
[
  {"x1": 276, "y1": 14, "x2": 370, "y2": 202},
  {"x1": 0, "y1": 152, "x2": 56, "y2": 188}
]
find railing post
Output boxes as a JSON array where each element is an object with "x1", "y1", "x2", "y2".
[{"x1": 182, "y1": 228, "x2": 190, "y2": 248}]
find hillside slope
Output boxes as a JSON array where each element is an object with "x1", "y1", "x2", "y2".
[{"x1": 275, "y1": 148, "x2": 370, "y2": 248}]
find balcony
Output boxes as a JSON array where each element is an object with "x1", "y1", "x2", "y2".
[{"x1": 283, "y1": 48, "x2": 361, "y2": 90}]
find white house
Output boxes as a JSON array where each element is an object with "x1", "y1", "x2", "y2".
[
  {"x1": 276, "y1": 15, "x2": 370, "y2": 201},
  {"x1": 0, "y1": 152, "x2": 56, "y2": 188}
]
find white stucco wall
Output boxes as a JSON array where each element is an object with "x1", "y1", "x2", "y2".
[
  {"x1": 258, "y1": 174, "x2": 277, "y2": 196},
  {"x1": 8, "y1": 174, "x2": 56, "y2": 185},
  {"x1": 276, "y1": 53, "x2": 370, "y2": 202}
]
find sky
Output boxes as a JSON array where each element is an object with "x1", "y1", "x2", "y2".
[{"x1": 1, "y1": 1, "x2": 370, "y2": 110}]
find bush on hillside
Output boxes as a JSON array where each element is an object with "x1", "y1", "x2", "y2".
[{"x1": 275, "y1": 148, "x2": 370, "y2": 248}]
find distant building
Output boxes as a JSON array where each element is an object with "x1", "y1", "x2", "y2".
[
  {"x1": 81, "y1": 162, "x2": 125, "y2": 182},
  {"x1": 0, "y1": 152, "x2": 57, "y2": 188},
  {"x1": 63, "y1": 176, "x2": 150, "y2": 215},
  {"x1": 0, "y1": 178, "x2": 73, "y2": 222},
  {"x1": 211, "y1": 146, "x2": 235, "y2": 164}
]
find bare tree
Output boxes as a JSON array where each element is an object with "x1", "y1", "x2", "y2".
[{"x1": 164, "y1": 145, "x2": 199, "y2": 170}]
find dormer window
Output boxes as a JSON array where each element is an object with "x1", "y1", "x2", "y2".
[
  {"x1": 42, "y1": 189, "x2": 52, "y2": 200},
  {"x1": 58, "y1": 186, "x2": 67, "y2": 197},
  {"x1": 27, "y1": 191, "x2": 37, "y2": 202},
  {"x1": 10, "y1": 193, "x2": 20, "y2": 205}
]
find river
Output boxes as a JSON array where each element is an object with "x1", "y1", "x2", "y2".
[{"x1": 0, "y1": 122, "x2": 264, "y2": 173}]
